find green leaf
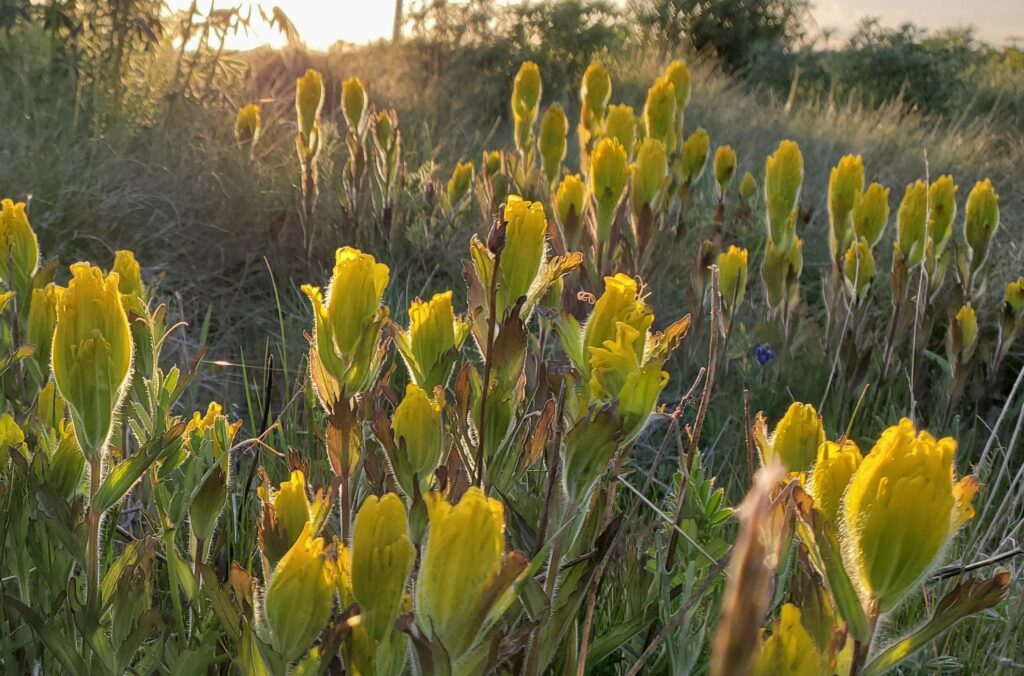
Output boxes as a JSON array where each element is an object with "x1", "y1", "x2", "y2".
[
  {"x1": 3, "y1": 595, "x2": 89, "y2": 674},
  {"x1": 93, "y1": 423, "x2": 184, "y2": 515}
]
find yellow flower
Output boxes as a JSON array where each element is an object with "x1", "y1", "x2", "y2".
[
  {"x1": 630, "y1": 137, "x2": 668, "y2": 214},
  {"x1": 717, "y1": 246, "x2": 749, "y2": 314},
  {"x1": 511, "y1": 61, "x2": 542, "y2": 123},
  {"x1": 643, "y1": 76, "x2": 677, "y2": 151},
  {"x1": 739, "y1": 171, "x2": 757, "y2": 200},
  {"x1": 37, "y1": 378, "x2": 66, "y2": 430},
  {"x1": 446, "y1": 161, "x2": 475, "y2": 209},
  {"x1": 51, "y1": 263, "x2": 133, "y2": 459},
  {"x1": 395, "y1": 291, "x2": 469, "y2": 392},
  {"x1": 843, "y1": 419, "x2": 975, "y2": 611},
  {"x1": 843, "y1": 238, "x2": 876, "y2": 300},
  {"x1": 827, "y1": 154, "x2": 864, "y2": 257},
  {"x1": 588, "y1": 322, "x2": 668, "y2": 440},
  {"x1": 581, "y1": 274, "x2": 653, "y2": 371},
  {"x1": 762, "y1": 236, "x2": 803, "y2": 312},
  {"x1": 589, "y1": 137, "x2": 629, "y2": 244},
  {"x1": 482, "y1": 149, "x2": 502, "y2": 177},
  {"x1": 264, "y1": 522, "x2": 336, "y2": 662},
  {"x1": 757, "y1": 402, "x2": 825, "y2": 472},
  {"x1": 764, "y1": 141, "x2": 803, "y2": 253},
  {"x1": 581, "y1": 61, "x2": 611, "y2": 117},
  {"x1": 927, "y1": 176, "x2": 957, "y2": 255},
  {"x1": 1005, "y1": 277, "x2": 1024, "y2": 317},
  {"x1": 302, "y1": 247, "x2": 389, "y2": 405},
  {"x1": 27, "y1": 282, "x2": 63, "y2": 371},
  {"x1": 497, "y1": 196, "x2": 548, "y2": 319},
  {"x1": 852, "y1": 182, "x2": 890, "y2": 247},
  {"x1": 0, "y1": 198, "x2": 40, "y2": 290},
  {"x1": 259, "y1": 470, "x2": 312, "y2": 565},
  {"x1": 664, "y1": 59, "x2": 691, "y2": 111},
  {"x1": 755, "y1": 604, "x2": 821, "y2": 676},
  {"x1": 808, "y1": 439, "x2": 862, "y2": 524},
  {"x1": 112, "y1": 250, "x2": 144, "y2": 300},
  {"x1": 390, "y1": 384, "x2": 444, "y2": 497},
  {"x1": 539, "y1": 104, "x2": 568, "y2": 186},
  {"x1": 554, "y1": 173, "x2": 586, "y2": 231},
  {"x1": 296, "y1": 69, "x2": 324, "y2": 143},
  {"x1": 342, "y1": 76, "x2": 368, "y2": 131},
  {"x1": 604, "y1": 104, "x2": 636, "y2": 158},
  {"x1": 952, "y1": 303, "x2": 979, "y2": 362},
  {"x1": 417, "y1": 488, "x2": 525, "y2": 663},
  {"x1": 678, "y1": 128, "x2": 710, "y2": 186},
  {"x1": 897, "y1": 181, "x2": 928, "y2": 267},
  {"x1": 351, "y1": 494, "x2": 414, "y2": 643},
  {"x1": 965, "y1": 179, "x2": 999, "y2": 271},
  {"x1": 0, "y1": 412, "x2": 28, "y2": 469},
  {"x1": 713, "y1": 145, "x2": 737, "y2": 191},
  {"x1": 235, "y1": 103, "x2": 261, "y2": 146}
]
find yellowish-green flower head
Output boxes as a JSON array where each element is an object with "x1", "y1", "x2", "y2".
[
  {"x1": 828, "y1": 154, "x2": 864, "y2": 228},
  {"x1": 351, "y1": 493, "x2": 414, "y2": 643},
  {"x1": 589, "y1": 137, "x2": 629, "y2": 242},
  {"x1": 643, "y1": 76, "x2": 677, "y2": 151},
  {"x1": 954, "y1": 303, "x2": 979, "y2": 361},
  {"x1": 52, "y1": 263, "x2": 133, "y2": 459},
  {"x1": 0, "y1": 412, "x2": 27, "y2": 468},
  {"x1": 447, "y1": 160, "x2": 475, "y2": 208},
  {"x1": 760, "y1": 402, "x2": 825, "y2": 472},
  {"x1": 391, "y1": 383, "x2": 444, "y2": 497},
  {"x1": 852, "y1": 182, "x2": 890, "y2": 247},
  {"x1": 498, "y1": 196, "x2": 548, "y2": 318},
  {"x1": 664, "y1": 59, "x2": 691, "y2": 111},
  {"x1": 605, "y1": 104, "x2": 636, "y2": 158},
  {"x1": 1006, "y1": 277, "x2": 1024, "y2": 317},
  {"x1": 717, "y1": 245, "x2": 749, "y2": 312},
  {"x1": 764, "y1": 141, "x2": 803, "y2": 252},
  {"x1": 809, "y1": 439, "x2": 862, "y2": 524},
  {"x1": 0, "y1": 198, "x2": 40, "y2": 288},
  {"x1": 112, "y1": 250, "x2": 144, "y2": 300},
  {"x1": 588, "y1": 321, "x2": 668, "y2": 440},
  {"x1": 264, "y1": 521, "x2": 336, "y2": 662},
  {"x1": 260, "y1": 470, "x2": 311, "y2": 555},
  {"x1": 482, "y1": 149, "x2": 503, "y2": 177},
  {"x1": 630, "y1": 137, "x2": 668, "y2": 214},
  {"x1": 235, "y1": 103, "x2": 261, "y2": 145},
  {"x1": 755, "y1": 604, "x2": 822, "y2": 676},
  {"x1": 417, "y1": 487, "x2": 521, "y2": 661},
  {"x1": 581, "y1": 61, "x2": 612, "y2": 115},
  {"x1": 554, "y1": 173, "x2": 586, "y2": 229},
  {"x1": 27, "y1": 282, "x2": 63, "y2": 371},
  {"x1": 897, "y1": 181, "x2": 928, "y2": 267},
  {"x1": 713, "y1": 145, "x2": 737, "y2": 190},
  {"x1": 301, "y1": 247, "x2": 389, "y2": 403},
  {"x1": 374, "y1": 109, "x2": 395, "y2": 147},
  {"x1": 843, "y1": 238, "x2": 876, "y2": 299},
  {"x1": 927, "y1": 175, "x2": 957, "y2": 255},
  {"x1": 539, "y1": 104, "x2": 568, "y2": 185},
  {"x1": 843, "y1": 419, "x2": 976, "y2": 611},
  {"x1": 342, "y1": 76, "x2": 368, "y2": 131},
  {"x1": 396, "y1": 291, "x2": 469, "y2": 392},
  {"x1": 37, "y1": 378, "x2": 66, "y2": 431},
  {"x1": 739, "y1": 171, "x2": 757, "y2": 200},
  {"x1": 678, "y1": 128, "x2": 710, "y2": 185},
  {"x1": 965, "y1": 179, "x2": 999, "y2": 267},
  {"x1": 582, "y1": 274, "x2": 654, "y2": 368},
  {"x1": 511, "y1": 61, "x2": 542, "y2": 124},
  {"x1": 296, "y1": 69, "x2": 324, "y2": 142}
]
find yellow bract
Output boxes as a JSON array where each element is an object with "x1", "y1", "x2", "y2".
[
  {"x1": 0, "y1": 198, "x2": 40, "y2": 289},
  {"x1": 954, "y1": 303, "x2": 979, "y2": 361},
  {"x1": 539, "y1": 104, "x2": 568, "y2": 185},
  {"x1": 758, "y1": 402, "x2": 825, "y2": 472},
  {"x1": 51, "y1": 263, "x2": 133, "y2": 459},
  {"x1": 1006, "y1": 277, "x2": 1024, "y2": 316},
  {"x1": 395, "y1": 290, "x2": 469, "y2": 392},
  {"x1": 235, "y1": 103, "x2": 261, "y2": 145},
  {"x1": 808, "y1": 439, "x2": 862, "y2": 524},
  {"x1": 27, "y1": 282, "x2": 63, "y2": 370},
  {"x1": 350, "y1": 494, "x2": 414, "y2": 643},
  {"x1": 678, "y1": 128, "x2": 710, "y2": 185},
  {"x1": 391, "y1": 384, "x2": 444, "y2": 497},
  {"x1": 764, "y1": 141, "x2": 803, "y2": 253},
  {"x1": 843, "y1": 238, "x2": 876, "y2": 300},
  {"x1": 755, "y1": 604, "x2": 822, "y2": 676},
  {"x1": 843, "y1": 419, "x2": 975, "y2": 611},
  {"x1": 630, "y1": 137, "x2": 668, "y2": 214},
  {"x1": 582, "y1": 274, "x2": 653, "y2": 369},
  {"x1": 897, "y1": 181, "x2": 928, "y2": 267},
  {"x1": 498, "y1": 196, "x2": 548, "y2": 319},
  {"x1": 554, "y1": 173, "x2": 586, "y2": 229},
  {"x1": 828, "y1": 154, "x2": 864, "y2": 257},
  {"x1": 714, "y1": 145, "x2": 737, "y2": 190},
  {"x1": 511, "y1": 61, "x2": 542, "y2": 122},
  {"x1": 965, "y1": 179, "x2": 999, "y2": 269},
  {"x1": 739, "y1": 171, "x2": 757, "y2": 200},
  {"x1": 446, "y1": 161, "x2": 474, "y2": 208},
  {"x1": 717, "y1": 245, "x2": 749, "y2": 313},
  {"x1": 605, "y1": 104, "x2": 636, "y2": 158},
  {"x1": 643, "y1": 76, "x2": 677, "y2": 152},
  {"x1": 342, "y1": 76, "x2": 368, "y2": 131},
  {"x1": 664, "y1": 59, "x2": 691, "y2": 112},
  {"x1": 852, "y1": 182, "x2": 890, "y2": 247},
  {"x1": 581, "y1": 61, "x2": 611, "y2": 116},
  {"x1": 927, "y1": 175, "x2": 957, "y2": 255},
  {"x1": 296, "y1": 69, "x2": 324, "y2": 142},
  {"x1": 589, "y1": 137, "x2": 629, "y2": 243}
]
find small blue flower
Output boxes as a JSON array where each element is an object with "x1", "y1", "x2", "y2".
[{"x1": 755, "y1": 343, "x2": 775, "y2": 366}]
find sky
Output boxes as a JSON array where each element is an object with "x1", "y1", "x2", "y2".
[{"x1": 167, "y1": 1, "x2": 1024, "y2": 51}]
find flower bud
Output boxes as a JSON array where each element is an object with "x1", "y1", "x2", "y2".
[
  {"x1": 678, "y1": 128, "x2": 710, "y2": 185},
  {"x1": 764, "y1": 141, "x2": 803, "y2": 253},
  {"x1": 951, "y1": 302, "x2": 979, "y2": 363},
  {"x1": 482, "y1": 149, "x2": 502, "y2": 177},
  {"x1": 852, "y1": 182, "x2": 890, "y2": 247},
  {"x1": 581, "y1": 61, "x2": 611, "y2": 117},
  {"x1": 351, "y1": 494, "x2": 414, "y2": 643},
  {"x1": 301, "y1": 248, "x2": 389, "y2": 405},
  {"x1": 755, "y1": 402, "x2": 824, "y2": 472},
  {"x1": 808, "y1": 439, "x2": 861, "y2": 524},
  {"x1": 342, "y1": 76, "x2": 368, "y2": 132},
  {"x1": 52, "y1": 263, "x2": 133, "y2": 459},
  {"x1": 827, "y1": 155, "x2": 864, "y2": 259},
  {"x1": 390, "y1": 384, "x2": 444, "y2": 497},
  {"x1": 713, "y1": 145, "x2": 737, "y2": 191},
  {"x1": 554, "y1": 173, "x2": 586, "y2": 240},
  {"x1": 927, "y1": 175, "x2": 957, "y2": 255},
  {"x1": 264, "y1": 522, "x2": 336, "y2": 662},
  {"x1": 717, "y1": 246, "x2": 749, "y2": 314},
  {"x1": 395, "y1": 291, "x2": 469, "y2": 392},
  {"x1": 755, "y1": 604, "x2": 821, "y2": 676},
  {"x1": 843, "y1": 419, "x2": 976, "y2": 611},
  {"x1": 374, "y1": 109, "x2": 394, "y2": 147},
  {"x1": 664, "y1": 59, "x2": 691, "y2": 111},
  {"x1": 589, "y1": 137, "x2": 629, "y2": 244},
  {"x1": 1005, "y1": 277, "x2": 1024, "y2": 318},
  {"x1": 296, "y1": 69, "x2": 324, "y2": 143},
  {"x1": 843, "y1": 238, "x2": 876, "y2": 300},
  {"x1": 235, "y1": 103, "x2": 261, "y2": 146},
  {"x1": 497, "y1": 196, "x2": 548, "y2": 319},
  {"x1": 643, "y1": 76, "x2": 677, "y2": 151},
  {"x1": 0, "y1": 198, "x2": 40, "y2": 293},
  {"x1": 739, "y1": 171, "x2": 757, "y2": 200},
  {"x1": 112, "y1": 250, "x2": 145, "y2": 300},
  {"x1": 539, "y1": 104, "x2": 568, "y2": 186},
  {"x1": 27, "y1": 282, "x2": 62, "y2": 372},
  {"x1": 897, "y1": 181, "x2": 927, "y2": 267},
  {"x1": 630, "y1": 137, "x2": 668, "y2": 215},
  {"x1": 965, "y1": 179, "x2": 999, "y2": 272},
  {"x1": 446, "y1": 161, "x2": 474, "y2": 209},
  {"x1": 186, "y1": 402, "x2": 239, "y2": 543},
  {"x1": 604, "y1": 104, "x2": 636, "y2": 158},
  {"x1": 416, "y1": 488, "x2": 526, "y2": 663}
]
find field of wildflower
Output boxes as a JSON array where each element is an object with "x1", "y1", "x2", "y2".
[{"x1": 2, "y1": 21, "x2": 1024, "y2": 674}]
